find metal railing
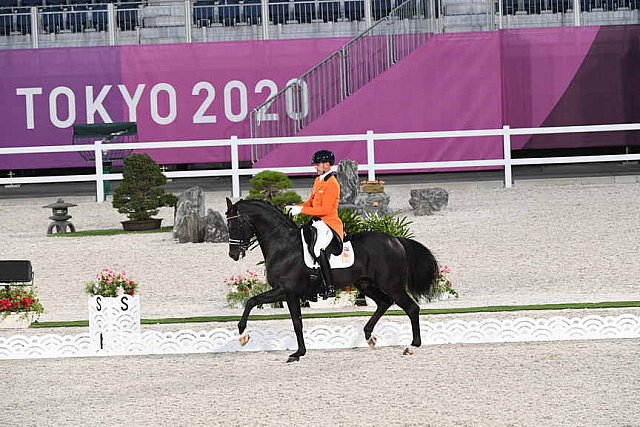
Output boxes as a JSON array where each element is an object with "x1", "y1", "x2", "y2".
[
  {"x1": 248, "y1": 0, "x2": 435, "y2": 161},
  {"x1": 1, "y1": 0, "x2": 639, "y2": 49},
  {"x1": 2, "y1": 122, "x2": 639, "y2": 202}
]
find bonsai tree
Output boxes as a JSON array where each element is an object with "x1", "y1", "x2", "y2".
[
  {"x1": 112, "y1": 153, "x2": 177, "y2": 221},
  {"x1": 246, "y1": 170, "x2": 302, "y2": 207}
]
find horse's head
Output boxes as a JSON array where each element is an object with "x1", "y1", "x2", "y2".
[{"x1": 225, "y1": 197, "x2": 254, "y2": 261}]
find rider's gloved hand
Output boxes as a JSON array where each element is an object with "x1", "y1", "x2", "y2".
[{"x1": 285, "y1": 205, "x2": 303, "y2": 216}]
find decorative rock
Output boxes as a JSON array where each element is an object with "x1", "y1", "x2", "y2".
[
  {"x1": 173, "y1": 199, "x2": 203, "y2": 243},
  {"x1": 178, "y1": 186, "x2": 205, "y2": 217},
  {"x1": 337, "y1": 159, "x2": 359, "y2": 205},
  {"x1": 203, "y1": 209, "x2": 229, "y2": 243},
  {"x1": 173, "y1": 186, "x2": 228, "y2": 243},
  {"x1": 409, "y1": 188, "x2": 449, "y2": 216},
  {"x1": 354, "y1": 192, "x2": 391, "y2": 215}
]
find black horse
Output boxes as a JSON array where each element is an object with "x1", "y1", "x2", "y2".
[{"x1": 225, "y1": 198, "x2": 439, "y2": 362}]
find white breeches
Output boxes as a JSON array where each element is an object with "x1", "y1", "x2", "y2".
[{"x1": 312, "y1": 220, "x2": 333, "y2": 258}]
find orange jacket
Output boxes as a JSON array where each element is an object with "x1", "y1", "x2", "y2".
[{"x1": 300, "y1": 173, "x2": 344, "y2": 240}]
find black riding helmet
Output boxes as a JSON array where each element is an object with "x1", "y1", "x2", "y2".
[{"x1": 312, "y1": 149, "x2": 335, "y2": 165}]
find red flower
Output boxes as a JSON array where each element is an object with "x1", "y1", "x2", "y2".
[
  {"x1": 0, "y1": 298, "x2": 10, "y2": 311},
  {"x1": 21, "y1": 297, "x2": 34, "y2": 309}
]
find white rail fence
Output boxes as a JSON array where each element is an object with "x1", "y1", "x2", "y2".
[{"x1": 1, "y1": 123, "x2": 640, "y2": 202}]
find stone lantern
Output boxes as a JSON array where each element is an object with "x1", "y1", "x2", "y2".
[{"x1": 43, "y1": 198, "x2": 77, "y2": 234}]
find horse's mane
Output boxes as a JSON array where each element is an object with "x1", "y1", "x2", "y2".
[{"x1": 238, "y1": 199, "x2": 298, "y2": 228}]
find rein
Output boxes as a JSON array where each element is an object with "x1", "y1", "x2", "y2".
[{"x1": 227, "y1": 212, "x2": 288, "y2": 254}]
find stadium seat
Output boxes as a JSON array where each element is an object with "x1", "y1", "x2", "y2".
[
  {"x1": 242, "y1": 0, "x2": 261, "y2": 25},
  {"x1": 90, "y1": 3, "x2": 107, "y2": 31},
  {"x1": 193, "y1": 0, "x2": 214, "y2": 26},
  {"x1": 319, "y1": 0, "x2": 339, "y2": 21},
  {"x1": 219, "y1": 0, "x2": 240, "y2": 26},
  {"x1": 294, "y1": 0, "x2": 315, "y2": 23},
  {"x1": 268, "y1": 0, "x2": 288, "y2": 24},
  {"x1": 116, "y1": 1, "x2": 139, "y2": 31},
  {"x1": 0, "y1": 12, "x2": 11, "y2": 36},
  {"x1": 372, "y1": 0, "x2": 391, "y2": 19},
  {"x1": 42, "y1": 5, "x2": 64, "y2": 33},
  {"x1": 13, "y1": 7, "x2": 30, "y2": 33},
  {"x1": 68, "y1": 4, "x2": 87, "y2": 32},
  {"x1": 344, "y1": 0, "x2": 363, "y2": 20}
]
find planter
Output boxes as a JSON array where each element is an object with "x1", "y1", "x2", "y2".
[
  {"x1": 0, "y1": 313, "x2": 34, "y2": 329},
  {"x1": 121, "y1": 218, "x2": 162, "y2": 231}
]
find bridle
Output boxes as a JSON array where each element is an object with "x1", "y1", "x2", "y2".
[
  {"x1": 226, "y1": 205, "x2": 292, "y2": 258},
  {"x1": 226, "y1": 213, "x2": 256, "y2": 258}
]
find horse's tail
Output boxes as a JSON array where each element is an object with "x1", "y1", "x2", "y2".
[{"x1": 397, "y1": 237, "x2": 439, "y2": 300}]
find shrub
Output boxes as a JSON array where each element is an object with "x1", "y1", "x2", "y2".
[
  {"x1": 112, "y1": 153, "x2": 177, "y2": 221},
  {"x1": 246, "y1": 170, "x2": 302, "y2": 207},
  {"x1": 291, "y1": 209, "x2": 413, "y2": 238},
  {"x1": 360, "y1": 212, "x2": 414, "y2": 238}
]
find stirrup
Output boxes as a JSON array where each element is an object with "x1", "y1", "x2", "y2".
[{"x1": 324, "y1": 287, "x2": 336, "y2": 299}]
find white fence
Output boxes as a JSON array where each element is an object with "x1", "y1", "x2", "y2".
[{"x1": 1, "y1": 122, "x2": 640, "y2": 202}]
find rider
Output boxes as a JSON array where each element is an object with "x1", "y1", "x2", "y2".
[{"x1": 286, "y1": 149, "x2": 343, "y2": 299}]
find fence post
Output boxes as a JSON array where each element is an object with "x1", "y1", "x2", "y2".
[
  {"x1": 261, "y1": 0, "x2": 269, "y2": 40},
  {"x1": 366, "y1": 130, "x2": 376, "y2": 181},
  {"x1": 573, "y1": 0, "x2": 581, "y2": 26},
  {"x1": 184, "y1": 0, "x2": 193, "y2": 43},
  {"x1": 30, "y1": 7, "x2": 38, "y2": 49},
  {"x1": 230, "y1": 135, "x2": 241, "y2": 198},
  {"x1": 502, "y1": 125, "x2": 512, "y2": 188},
  {"x1": 364, "y1": 0, "x2": 372, "y2": 28},
  {"x1": 95, "y1": 141, "x2": 105, "y2": 202},
  {"x1": 107, "y1": 3, "x2": 116, "y2": 46}
]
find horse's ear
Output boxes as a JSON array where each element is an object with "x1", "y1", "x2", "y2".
[{"x1": 226, "y1": 197, "x2": 232, "y2": 209}]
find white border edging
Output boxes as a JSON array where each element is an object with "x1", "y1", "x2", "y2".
[{"x1": 0, "y1": 314, "x2": 638, "y2": 360}]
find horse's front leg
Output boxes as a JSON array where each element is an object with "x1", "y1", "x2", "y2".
[
  {"x1": 285, "y1": 294, "x2": 306, "y2": 363},
  {"x1": 238, "y1": 288, "x2": 288, "y2": 345}
]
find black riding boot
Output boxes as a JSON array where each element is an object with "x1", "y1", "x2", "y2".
[{"x1": 318, "y1": 249, "x2": 336, "y2": 299}]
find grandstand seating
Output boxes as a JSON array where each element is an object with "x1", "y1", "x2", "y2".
[
  {"x1": 293, "y1": 0, "x2": 315, "y2": 23},
  {"x1": 268, "y1": 0, "x2": 288, "y2": 24},
  {"x1": 219, "y1": 0, "x2": 239, "y2": 26},
  {"x1": 344, "y1": 0, "x2": 364, "y2": 20},
  {"x1": 319, "y1": 0, "x2": 340, "y2": 21},
  {"x1": 242, "y1": 0, "x2": 261, "y2": 25},
  {"x1": 116, "y1": 1, "x2": 139, "y2": 31},
  {"x1": 1, "y1": 0, "x2": 639, "y2": 48}
]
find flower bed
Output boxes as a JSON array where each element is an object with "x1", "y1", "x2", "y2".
[
  {"x1": 0, "y1": 285, "x2": 45, "y2": 327},
  {"x1": 85, "y1": 269, "x2": 138, "y2": 297}
]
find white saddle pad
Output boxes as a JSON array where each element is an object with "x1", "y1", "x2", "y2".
[{"x1": 300, "y1": 229, "x2": 355, "y2": 269}]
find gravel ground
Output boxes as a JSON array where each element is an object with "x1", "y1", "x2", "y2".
[
  {"x1": 1, "y1": 180, "x2": 638, "y2": 322},
  {"x1": 2, "y1": 179, "x2": 639, "y2": 426},
  {"x1": 4, "y1": 338, "x2": 639, "y2": 426}
]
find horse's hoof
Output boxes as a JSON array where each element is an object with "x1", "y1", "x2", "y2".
[
  {"x1": 239, "y1": 334, "x2": 250, "y2": 346},
  {"x1": 367, "y1": 335, "x2": 378, "y2": 350},
  {"x1": 402, "y1": 346, "x2": 416, "y2": 356},
  {"x1": 286, "y1": 355, "x2": 300, "y2": 363}
]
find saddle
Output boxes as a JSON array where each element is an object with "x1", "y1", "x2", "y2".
[{"x1": 300, "y1": 222, "x2": 354, "y2": 270}]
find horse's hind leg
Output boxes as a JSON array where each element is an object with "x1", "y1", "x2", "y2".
[
  {"x1": 361, "y1": 286, "x2": 393, "y2": 349},
  {"x1": 285, "y1": 294, "x2": 306, "y2": 363},
  {"x1": 386, "y1": 291, "x2": 422, "y2": 350}
]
